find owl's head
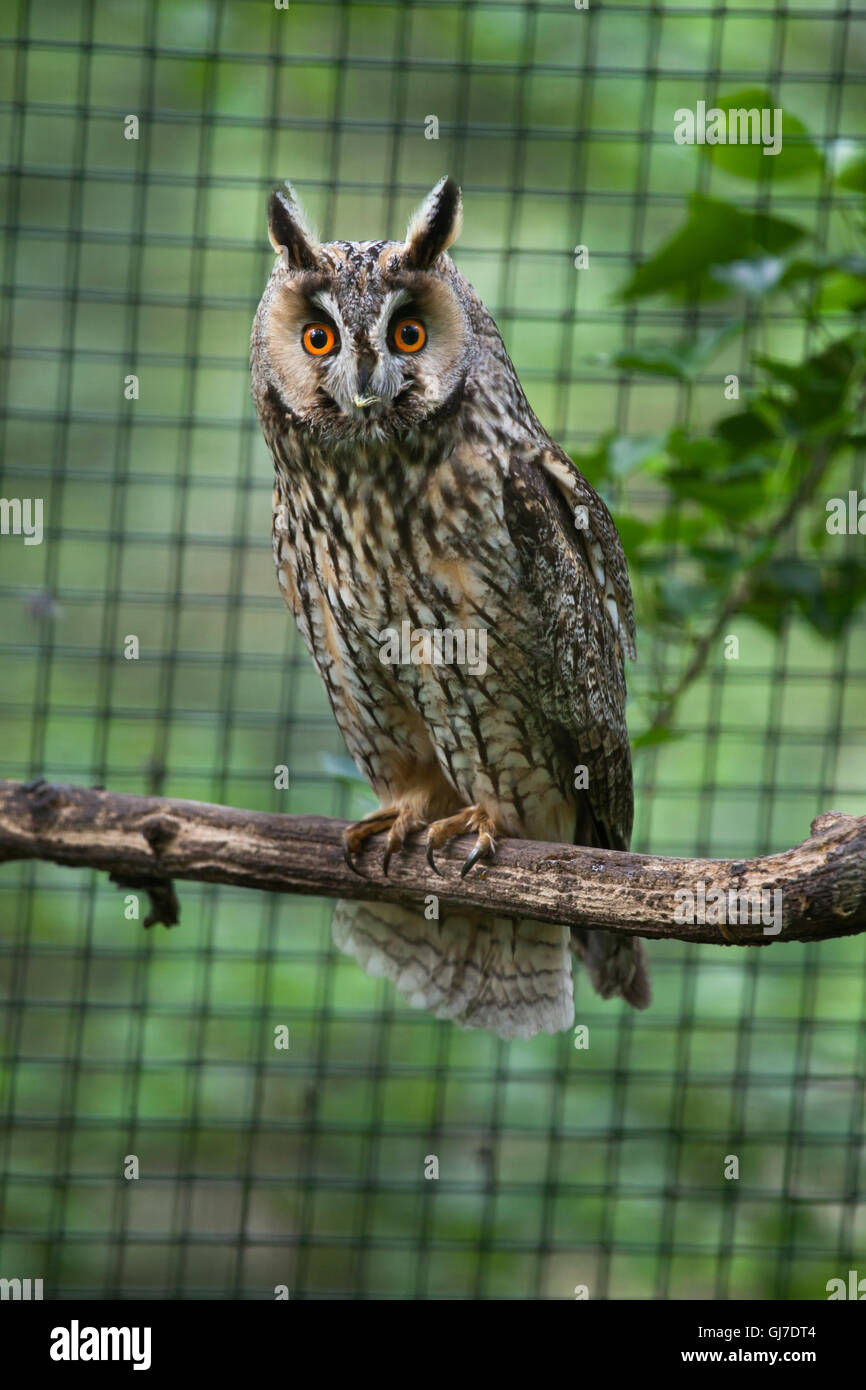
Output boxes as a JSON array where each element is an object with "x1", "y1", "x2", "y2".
[{"x1": 251, "y1": 177, "x2": 478, "y2": 448}]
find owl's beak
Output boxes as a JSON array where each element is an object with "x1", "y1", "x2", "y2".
[{"x1": 353, "y1": 352, "x2": 381, "y2": 410}]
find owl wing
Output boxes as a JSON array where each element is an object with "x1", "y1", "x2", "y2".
[{"x1": 501, "y1": 443, "x2": 636, "y2": 853}]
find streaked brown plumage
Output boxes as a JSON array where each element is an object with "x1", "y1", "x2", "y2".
[{"x1": 250, "y1": 177, "x2": 650, "y2": 1038}]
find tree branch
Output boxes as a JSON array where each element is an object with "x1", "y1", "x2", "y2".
[{"x1": 0, "y1": 779, "x2": 864, "y2": 946}]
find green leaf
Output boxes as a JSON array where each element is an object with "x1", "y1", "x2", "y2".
[
  {"x1": 812, "y1": 560, "x2": 866, "y2": 634},
  {"x1": 693, "y1": 544, "x2": 749, "y2": 577},
  {"x1": 753, "y1": 334, "x2": 863, "y2": 429},
  {"x1": 608, "y1": 434, "x2": 668, "y2": 478},
  {"x1": 763, "y1": 558, "x2": 822, "y2": 600},
  {"x1": 818, "y1": 273, "x2": 866, "y2": 312},
  {"x1": 620, "y1": 196, "x2": 805, "y2": 301},
  {"x1": 605, "y1": 320, "x2": 745, "y2": 380},
  {"x1": 745, "y1": 557, "x2": 866, "y2": 637},
  {"x1": 663, "y1": 513, "x2": 720, "y2": 547},
  {"x1": 695, "y1": 88, "x2": 824, "y2": 182},
  {"x1": 664, "y1": 464, "x2": 768, "y2": 520},
  {"x1": 714, "y1": 407, "x2": 778, "y2": 454},
  {"x1": 829, "y1": 141, "x2": 866, "y2": 192},
  {"x1": 838, "y1": 159, "x2": 866, "y2": 193},
  {"x1": 631, "y1": 726, "x2": 687, "y2": 751},
  {"x1": 777, "y1": 255, "x2": 866, "y2": 312},
  {"x1": 665, "y1": 428, "x2": 732, "y2": 471},
  {"x1": 658, "y1": 573, "x2": 722, "y2": 619},
  {"x1": 780, "y1": 253, "x2": 866, "y2": 288},
  {"x1": 570, "y1": 432, "x2": 667, "y2": 487},
  {"x1": 605, "y1": 345, "x2": 692, "y2": 380}
]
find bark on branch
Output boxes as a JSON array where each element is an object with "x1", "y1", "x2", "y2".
[{"x1": 0, "y1": 778, "x2": 864, "y2": 945}]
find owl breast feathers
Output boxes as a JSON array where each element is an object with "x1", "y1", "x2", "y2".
[{"x1": 250, "y1": 176, "x2": 650, "y2": 1040}]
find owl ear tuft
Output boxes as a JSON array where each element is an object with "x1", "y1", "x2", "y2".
[
  {"x1": 404, "y1": 176, "x2": 463, "y2": 269},
  {"x1": 267, "y1": 183, "x2": 320, "y2": 271}
]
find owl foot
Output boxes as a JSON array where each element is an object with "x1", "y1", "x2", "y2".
[
  {"x1": 343, "y1": 805, "x2": 428, "y2": 876},
  {"x1": 425, "y1": 806, "x2": 498, "y2": 878},
  {"x1": 343, "y1": 806, "x2": 398, "y2": 875},
  {"x1": 382, "y1": 807, "x2": 427, "y2": 876}
]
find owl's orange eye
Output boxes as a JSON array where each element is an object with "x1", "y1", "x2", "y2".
[
  {"x1": 393, "y1": 318, "x2": 426, "y2": 353},
  {"x1": 302, "y1": 323, "x2": 337, "y2": 356}
]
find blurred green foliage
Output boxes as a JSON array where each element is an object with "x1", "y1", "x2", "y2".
[{"x1": 580, "y1": 122, "x2": 866, "y2": 740}]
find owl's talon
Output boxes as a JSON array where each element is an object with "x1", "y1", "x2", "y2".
[
  {"x1": 461, "y1": 830, "x2": 496, "y2": 878},
  {"x1": 461, "y1": 843, "x2": 486, "y2": 878},
  {"x1": 343, "y1": 842, "x2": 365, "y2": 877},
  {"x1": 425, "y1": 807, "x2": 499, "y2": 879},
  {"x1": 342, "y1": 805, "x2": 398, "y2": 877},
  {"x1": 425, "y1": 841, "x2": 443, "y2": 876},
  {"x1": 344, "y1": 806, "x2": 427, "y2": 877}
]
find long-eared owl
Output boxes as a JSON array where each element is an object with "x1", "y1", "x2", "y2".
[{"x1": 250, "y1": 177, "x2": 650, "y2": 1040}]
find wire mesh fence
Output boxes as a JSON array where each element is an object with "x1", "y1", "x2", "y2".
[{"x1": 0, "y1": 0, "x2": 864, "y2": 1300}]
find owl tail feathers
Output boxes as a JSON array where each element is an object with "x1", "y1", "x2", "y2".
[
  {"x1": 570, "y1": 929, "x2": 652, "y2": 1011},
  {"x1": 331, "y1": 899, "x2": 573, "y2": 1041}
]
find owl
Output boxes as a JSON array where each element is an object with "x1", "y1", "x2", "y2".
[{"x1": 250, "y1": 177, "x2": 650, "y2": 1039}]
